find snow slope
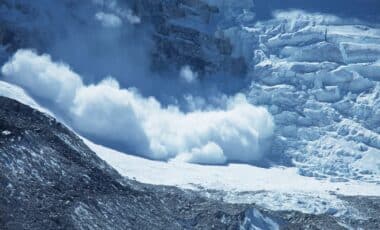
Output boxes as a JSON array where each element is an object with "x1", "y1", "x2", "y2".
[{"x1": 86, "y1": 139, "x2": 380, "y2": 215}]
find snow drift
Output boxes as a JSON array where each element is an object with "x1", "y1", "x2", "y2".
[{"x1": 1, "y1": 49, "x2": 274, "y2": 165}]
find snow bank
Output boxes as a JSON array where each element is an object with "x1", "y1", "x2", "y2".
[
  {"x1": 1, "y1": 49, "x2": 275, "y2": 165},
  {"x1": 267, "y1": 29, "x2": 325, "y2": 48}
]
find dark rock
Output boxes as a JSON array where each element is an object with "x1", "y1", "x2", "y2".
[{"x1": 127, "y1": 0, "x2": 247, "y2": 76}]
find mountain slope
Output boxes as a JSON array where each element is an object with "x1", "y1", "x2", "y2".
[
  {"x1": 1, "y1": 96, "x2": 380, "y2": 229},
  {"x1": 0, "y1": 96, "x2": 330, "y2": 229},
  {"x1": 0, "y1": 96, "x2": 253, "y2": 229},
  {"x1": 0, "y1": 0, "x2": 380, "y2": 228}
]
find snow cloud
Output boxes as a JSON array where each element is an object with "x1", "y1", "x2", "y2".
[
  {"x1": 180, "y1": 66, "x2": 198, "y2": 84},
  {"x1": 93, "y1": 0, "x2": 141, "y2": 24},
  {"x1": 95, "y1": 12, "x2": 122, "y2": 28},
  {"x1": 1, "y1": 50, "x2": 275, "y2": 165},
  {"x1": 1, "y1": 50, "x2": 83, "y2": 107},
  {"x1": 174, "y1": 142, "x2": 227, "y2": 165},
  {"x1": 271, "y1": 10, "x2": 364, "y2": 27}
]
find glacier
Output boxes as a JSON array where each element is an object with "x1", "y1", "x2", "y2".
[{"x1": 235, "y1": 11, "x2": 380, "y2": 183}]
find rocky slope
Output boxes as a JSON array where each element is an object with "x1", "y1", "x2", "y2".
[
  {"x1": 0, "y1": 96, "x2": 257, "y2": 229},
  {"x1": 3, "y1": 96, "x2": 377, "y2": 229}
]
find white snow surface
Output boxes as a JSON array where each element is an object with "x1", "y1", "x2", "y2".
[{"x1": 86, "y1": 139, "x2": 380, "y2": 215}]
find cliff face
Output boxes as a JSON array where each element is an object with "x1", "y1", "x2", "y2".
[
  {"x1": 129, "y1": 0, "x2": 248, "y2": 75},
  {"x1": 0, "y1": 0, "x2": 248, "y2": 76}
]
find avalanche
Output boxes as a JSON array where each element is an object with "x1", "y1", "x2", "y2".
[{"x1": 0, "y1": 0, "x2": 380, "y2": 218}]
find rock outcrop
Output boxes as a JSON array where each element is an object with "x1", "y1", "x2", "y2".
[{"x1": 130, "y1": 0, "x2": 248, "y2": 75}]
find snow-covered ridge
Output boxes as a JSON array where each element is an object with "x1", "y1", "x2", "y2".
[{"x1": 0, "y1": 81, "x2": 50, "y2": 115}]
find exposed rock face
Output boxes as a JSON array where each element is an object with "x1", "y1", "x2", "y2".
[
  {"x1": 0, "y1": 0, "x2": 248, "y2": 76},
  {"x1": 130, "y1": 0, "x2": 248, "y2": 75}
]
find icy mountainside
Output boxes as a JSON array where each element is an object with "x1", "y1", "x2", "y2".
[
  {"x1": 0, "y1": 1, "x2": 379, "y2": 183},
  {"x1": 227, "y1": 12, "x2": 380, "y2": 183},
  {"x1": 132, "y1": 1, "x2": 380, "y2": 182},
  {"x1": 0, "y1": 0, "x2": 380, "y2": 227},
  {"x1": 3, "y1": 95, "x2": 373, "y2": 230}
]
